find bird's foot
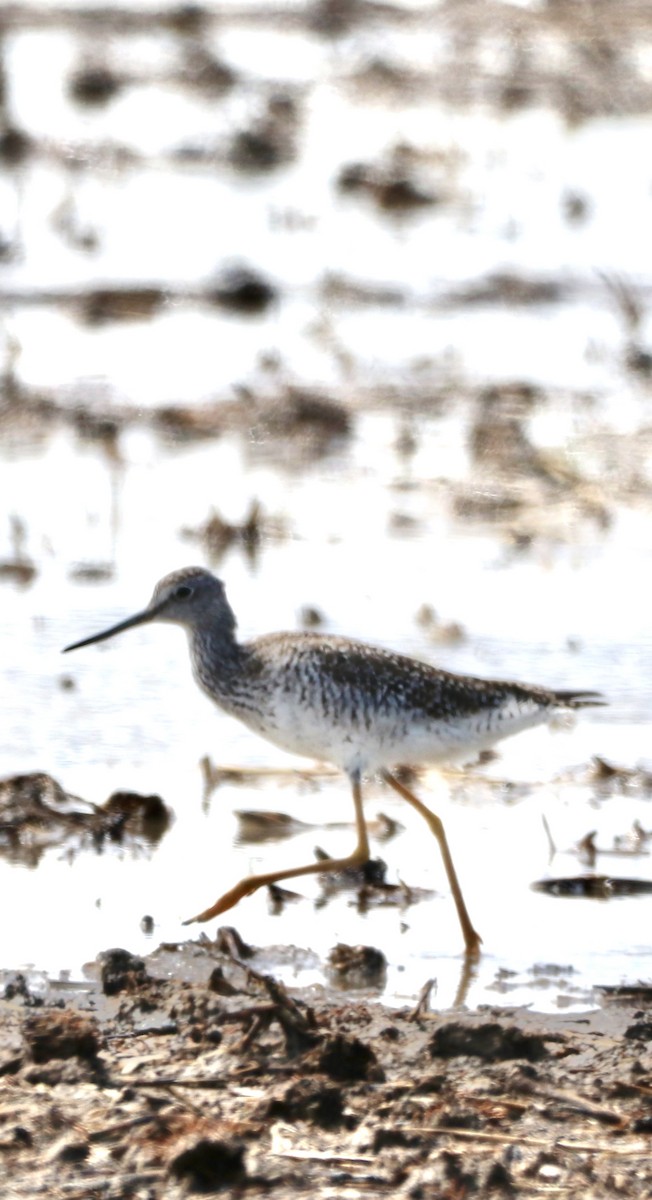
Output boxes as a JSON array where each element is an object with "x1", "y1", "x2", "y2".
[
  {"x1": 464, "y1": 929, "x2": 483, "y2": 958},
  {"x1": 182, "y1": 898, "x2": 232, "y2": 925},
  {"x1": 182, "y1": 880, "x2": 255, "y2": 925}
]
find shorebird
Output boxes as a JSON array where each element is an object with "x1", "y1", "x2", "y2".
[{"x1": 64, "y1": 567, "x2": 603, "y2": 956}]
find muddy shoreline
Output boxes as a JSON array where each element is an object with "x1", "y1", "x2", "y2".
[{"x1": 2, "y1": 932, "x2": 652, "y2": 1198}]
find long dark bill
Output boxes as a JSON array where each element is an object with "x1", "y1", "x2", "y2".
[{"x1": 63, "y1": 605, "x2": 160, "y2": 653}]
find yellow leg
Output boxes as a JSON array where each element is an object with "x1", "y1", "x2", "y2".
[
  {"x1": 382, "y1": 769, "x2": 482, "y2": 957},
  {"x1": 183, "y1": 772, "x2": 370, "y2": 925}
]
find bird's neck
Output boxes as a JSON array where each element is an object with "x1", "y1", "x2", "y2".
[{"x1": 188, "y1": 622, "x2": 245, "y2": 708}]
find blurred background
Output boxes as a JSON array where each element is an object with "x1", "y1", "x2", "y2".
[{"x1": 1, "y1": 0, "x2": 652, "y2": 1009}]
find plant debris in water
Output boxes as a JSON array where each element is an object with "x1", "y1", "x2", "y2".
[{"x1": 0, "y1": 772, "x2": 172, "y2": 865}]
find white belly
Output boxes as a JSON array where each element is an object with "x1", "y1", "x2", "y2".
[{"x1": 234, "y1": 693, "x2": 551, "y2": 776}]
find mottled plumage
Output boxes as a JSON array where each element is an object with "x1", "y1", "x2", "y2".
[{"x1": 64, "y1": 566, "x2": 604, "y2": 956}]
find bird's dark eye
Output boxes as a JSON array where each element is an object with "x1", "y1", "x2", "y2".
[{"x1": 175, "y1": 584, "x2": 193, "y2": 600}]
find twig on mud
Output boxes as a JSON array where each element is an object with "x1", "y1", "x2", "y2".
[
  {"x1": 535, "y1": 1085, "x2": 627, "y2": 1126},
  {"x1": 271, "y1": 1146, "x2": 375, "y2": 1165},
  {"x1": 458, "y1": 1083, "x2": 627, "y2": 1127},
  {"x1": 542, "y1": 812, "x2": 557, "y2": 858},
  {"x1": 394, "y1": 1124, "x2": 648, "y2": 1154},
  {"x1": 408, "y1": 977, "x2": 437, "y2": 1021},
  {"x1": 160, "y1": 1083, "x2": 211, "y2": 1118},
  {"x1": 107, "y1": 1077, "x2": 229, "y2": 1090},
  {"x1": 54, "y1": 1173, "x2": 163, "y2": 1198},
  {"x1": 89, "y1": 1113, "x2": 168, "y2": 1143},
  {"x1": 234, "y1": 1010, "x2": 274, "y2": 1053},
  {"x1": 217, "y1": 927, "x2": 319, "y2": 1054}
]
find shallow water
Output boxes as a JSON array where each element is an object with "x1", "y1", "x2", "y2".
[
  {"x1": 1, "y1": 415, "x2": 651, "y2": 1010},
  {"x1": 2, "y1": 1, "x2": 652, "y2": 1010}
]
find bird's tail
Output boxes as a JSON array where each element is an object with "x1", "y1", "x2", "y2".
[{"x1": 552, "y1": 689, "x2": 606, "y2": 709}]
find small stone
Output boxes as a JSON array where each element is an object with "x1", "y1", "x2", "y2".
[
  {"x1": 298, "y1": 604, "x2": 325, "y2": 628},
  {"x1": 208, "y1": 266, "x2": 277, "y2": 314},
  {"x1": 539, "y1": 1163, "x2": 561, "y2": 1181}
]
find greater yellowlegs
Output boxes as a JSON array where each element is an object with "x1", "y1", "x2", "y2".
[{"x1": 64, "y1": 567, "x2": 603, "y2": 956}]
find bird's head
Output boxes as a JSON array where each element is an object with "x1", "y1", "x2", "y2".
[{"x1": 63, "y1": 567, "x2": 233, "y2": 652}]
